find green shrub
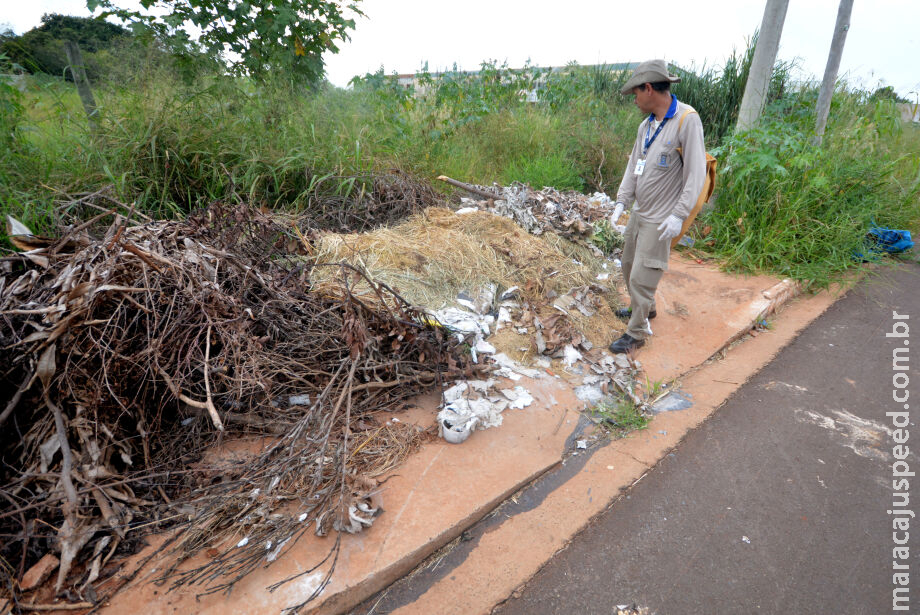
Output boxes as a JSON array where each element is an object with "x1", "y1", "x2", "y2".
[{"x1": 700, "y1": 94, "x2": 919, "y2": 286}]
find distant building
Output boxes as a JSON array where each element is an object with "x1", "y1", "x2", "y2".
[{"x1": 385, "y1": 62, "x2": 639, "y2": 100}]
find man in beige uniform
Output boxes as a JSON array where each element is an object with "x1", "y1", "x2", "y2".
[{"x1": 608, "y1": 59, "x2": 706, "y2": 354}]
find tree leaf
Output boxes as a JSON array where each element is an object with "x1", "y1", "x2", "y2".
[{"x1": 36, "y1": 343, "x2": 57, "y2": 390}]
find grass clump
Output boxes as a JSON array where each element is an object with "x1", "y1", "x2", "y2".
[{"x1": 590, "y1": 398, "x2": 649, "y2": 437}]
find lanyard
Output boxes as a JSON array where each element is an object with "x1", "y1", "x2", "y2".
[
  {"x1": 643, "y1": 117, "x2": 668, "y2": 154},
  {"x1": 642, "y1": 94, "x2": 678, "y2": 155}
]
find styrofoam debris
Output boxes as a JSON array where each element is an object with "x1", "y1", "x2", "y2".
[
  {"x1": 288, "y1": 394, "x2": 311, "y2": 406},
  {"x1": 455, "y1": 207, "x2": 479, "y2": 214},
  {"x1": 562, "y1": 344, "x2": 583, "y2": 367}
]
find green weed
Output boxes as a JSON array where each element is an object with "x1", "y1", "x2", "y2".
[
  {"x1": 590, "y1": 398, "x2": 649, "y2": 437},
  {"x1": 589, "y1": 219, "x2": 623, "y2": 254}
]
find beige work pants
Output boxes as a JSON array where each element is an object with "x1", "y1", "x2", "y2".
[{"x1": 621, "y1": 213, "x2": 671, "y2": 340}]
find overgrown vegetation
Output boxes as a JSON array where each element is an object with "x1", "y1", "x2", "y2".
[
  {"x1": 698, "y1": 90, "x2": 920, "y2": 286},
  {"x1": 1, "y1": 32, "x2": 917, "y2": 284}
]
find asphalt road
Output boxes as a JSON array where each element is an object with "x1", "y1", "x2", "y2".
[{"x1": 495, "y1": 263, "x2": 920, "y2": 615}]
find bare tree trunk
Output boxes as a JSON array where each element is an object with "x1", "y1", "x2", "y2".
[
  {"x1": 63, "y1": 40, "x2": 98, "y2": 130},
  {"x1": 814, "y1": 0, "x2": 855, "y2": 145},
  {"x1": 736, "y1": 0, "x2": 790, "y2": 132}
]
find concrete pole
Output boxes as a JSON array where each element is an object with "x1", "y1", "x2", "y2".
[
  {"x1": 736, "y1": 0, "x2": 790, "y2": 132},
  {"x1": 63, "y1": 40, "x2": 99, "y2": 131},
  {"x1": 814, "y1": 0, "x2": 855, "y2": 144}
]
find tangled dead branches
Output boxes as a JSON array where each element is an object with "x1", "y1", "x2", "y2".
[
  {"x1": 296, "y1": 170, "x2": 444, "y2": 233},
  {"x1": 0, "y1": 202, "x2": 475, "y2": 610}
]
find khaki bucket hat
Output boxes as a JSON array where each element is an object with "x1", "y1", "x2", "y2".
[{"x1": 620, "y1": 59, "x2": 681, "y2": 95}]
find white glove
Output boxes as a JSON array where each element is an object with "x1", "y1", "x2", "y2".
[
  {"x1": 610, "y1": 202, "x2": 625, "y2": 226},
  {"x1": 657, "y1": 214, "x2": 683, "y2": 241}
]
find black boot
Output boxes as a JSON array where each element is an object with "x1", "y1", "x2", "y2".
[
  {"x1": 608, "y1": 333, "x2": 646, "y2": 354},
  {"x1": 614, "y1": 307, "x2": 657, "y2": 321}
]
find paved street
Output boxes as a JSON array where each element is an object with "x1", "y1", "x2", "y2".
[{"x1": 495, "y1": 263, "x2": 920, "y2": 614}]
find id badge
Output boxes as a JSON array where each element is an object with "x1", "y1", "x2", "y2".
[{"x1": 634, "y1": 158, "x2": 646, "y2": 176}]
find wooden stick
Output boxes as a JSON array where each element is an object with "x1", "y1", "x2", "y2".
[
  {"x1": 154, "y1": 364, "x2": 223, "y2": 430},
  {"x1": 203, "y1": 326, "x2": 224, "y2": 431},
  {"x1": 0, "y1": 369, "x2": 32, "y2": 427},
  {"x1": 436, "y1": 175, "x2": 500, "y2": 200},
  {"x1": 18, "y1": 602, "x2": 94, "y2": 611}
]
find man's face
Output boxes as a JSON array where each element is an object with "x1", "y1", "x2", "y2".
[{"x1": 632, "y1": 84, "x2": 653, "y2": 113}]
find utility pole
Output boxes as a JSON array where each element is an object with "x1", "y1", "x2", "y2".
[
  {"x1": 63, "y1": 40, "x2": 98, "y2": 131},
  {"x1": 736, "y1": 0, "x2": 790, "y2": 132},
  {"x1": 814, "y1": 0, "x2": 855, "y2": 144}
]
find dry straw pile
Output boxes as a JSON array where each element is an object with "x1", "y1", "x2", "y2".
[{"x1": 313, "y1": 207, "x2": 604, "y2": 308}]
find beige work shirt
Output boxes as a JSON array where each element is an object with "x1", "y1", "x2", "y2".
[{"x1": 615, "y1": 97, "x2": 706, "y2": 224}]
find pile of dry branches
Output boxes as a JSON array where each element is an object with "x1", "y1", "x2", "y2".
[
  {"x1": 296, "y1": 170, "x2": 445, "y2": 233},
  {"x1": 0, "y1": 202, "x2": 475, "y2": 610}
]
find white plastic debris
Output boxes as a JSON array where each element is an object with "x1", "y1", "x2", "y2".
[
  {"x1": 742, "y1": 536, "x2": 751, "y2": 544},
  {"x1": 438, "y1": 378, "x2": 535, "y2": 442},
  {"x1": 597, "y1": 272, "x2": 610, "y2": 281},
  {"x1": 576, "y1": 440, "x2": 587, "y2": 449},
  {"x1": 430, "y1": 307, "x2": 489, "y2": 336},
  {"x1": 496, "y1": 306, "x2": 513, "y2": 330},
  {"x1": 455, "y1": 207, "x2": 479, "y2": 215},
  {"x1": 613, "y1": 258, "x2": 622, "y2": 268},
  {"x1": 492, "y1": 353, "x2": 542, "y2": 379},
  {"x1": 475, "y1": 339, "x2": 497, "y2": 354},
  {"x1": 501, "y1": 386, "x2": 534, "y2": 409},
  {"x1": 236, "y1": 536, "x2": 250, "y2": 548},
  {"x1": 609, "y1": 202, "x2": 624, "y2": 225}
]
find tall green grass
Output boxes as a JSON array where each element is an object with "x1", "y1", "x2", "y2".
[
  {"x1": 2, "y1": 38, "x2": 917, "y2": 285},
  {"x1": 699, "y1": 90, "x2": 920, "y2": 286}
]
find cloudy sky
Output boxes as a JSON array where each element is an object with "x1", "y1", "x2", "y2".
[{"x1": 3, "y1": 0, "x2": 917, "y2": 97}]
